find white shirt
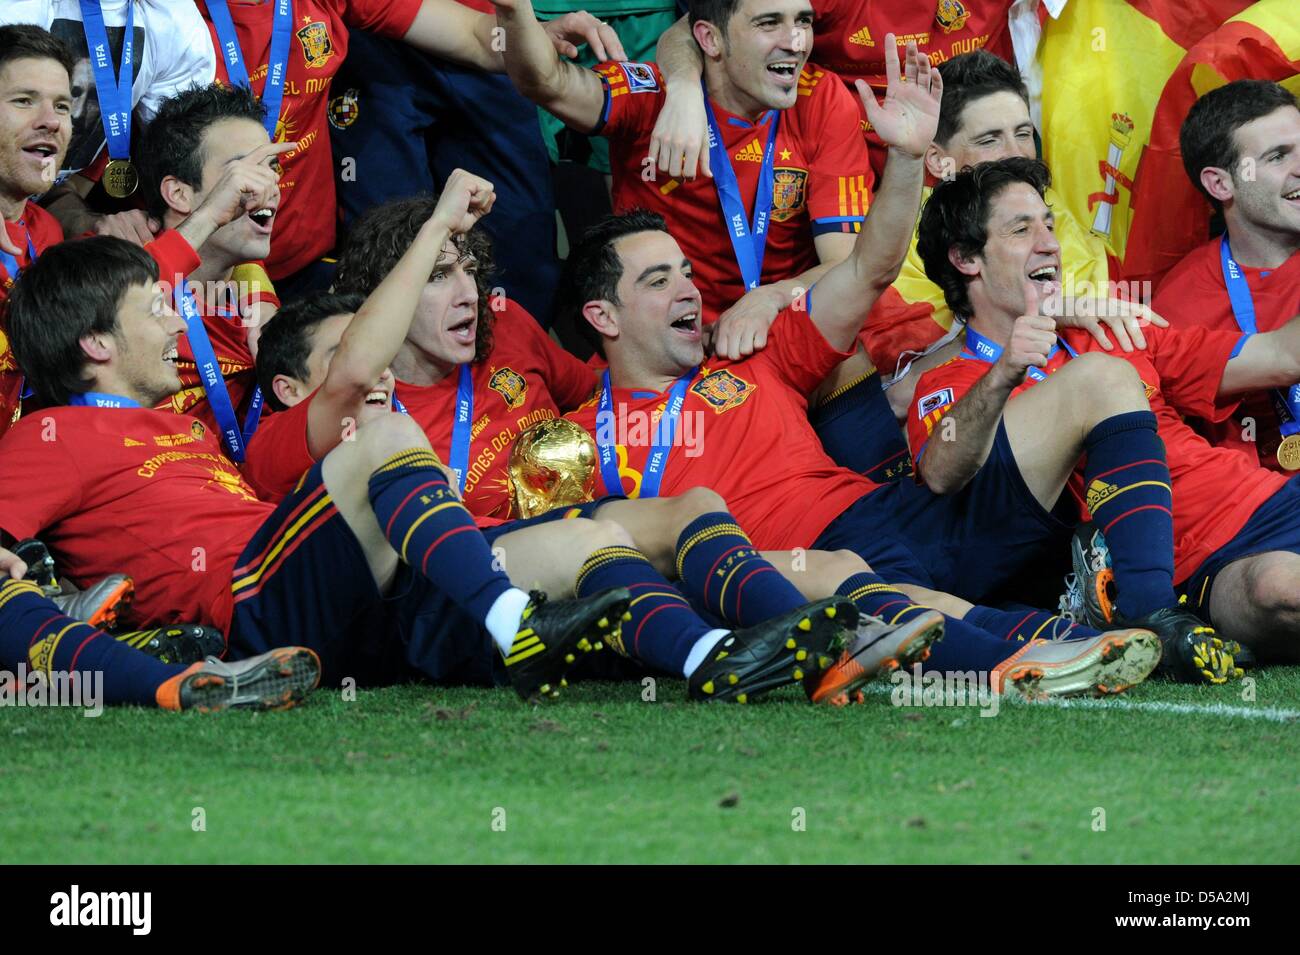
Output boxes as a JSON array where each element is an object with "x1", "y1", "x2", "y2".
[{"x1": 0, "y1": 1, "x2": 216, "y2": 177}]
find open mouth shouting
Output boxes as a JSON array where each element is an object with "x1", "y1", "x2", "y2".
[
  {"x1": 247, "y1": 207, "x2": 276, "y2": 235},
  {"x1": 669, "y1": 308, "x2": 702, "y2": 342},
  {"x1": 446, "y1": 314, "x2": 476, "y2": 347},
  {"x1": 1027, "y1": 262, "x2": 1061, "y2": 302},
  {"x1": 766, "y1": 59, "x2": 801, "y2": 89}
]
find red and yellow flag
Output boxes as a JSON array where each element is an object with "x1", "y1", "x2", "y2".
[
  {"x1": 1124, "y1": 3, "x2": 1300, "y2": 284},
  {"x1": 1038, "y1": 0, "x2": 1250, "y2": 275}
]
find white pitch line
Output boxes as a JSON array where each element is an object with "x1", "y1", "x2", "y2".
[
  {"x1": 862, "y1": 683, "x2": 1300, "y2": 722},
  {"x1": 1010, "y1": 696, "x2": 1300, "y2": 723}
]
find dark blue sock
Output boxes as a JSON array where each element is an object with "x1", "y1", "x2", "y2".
[
  {"x1": 836, "y1": 572, "x2": 933, "y2": 625},
  {"x1": 1082, "y1": 411, "x2": 1176, "y2": 618},
  {"x1": 963, "y1": 605, "x2": 1100, "y2": 643},
  {"x1": 0, "y1": 579, "x2": 185, "y2": 707},
  {"x1": 675, "y1": 514, "x2": 805, "y2": 626},
  {"x1": 576, "y1": 545, "x2": 713, "y2": 675},
  {"x1": 367, "y1": 447, "x2": 513, "y2": 623}
]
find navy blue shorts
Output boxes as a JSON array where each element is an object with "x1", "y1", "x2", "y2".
[
  {"x1": 389, "y1": 498, "x2": 642, "y2": 686},
  {"x1": 810, "y1": 372, "x2": 914, "y2": 484},
  {"x1": 227, "y1": 462, "x2": 386, "y2": 683},
  {"x1": 816, "y1": 422, "x2": 1074, "y2": 604},
  {"x1": 1178, "y1": 477, "x2": 1300, "y2": 618}
]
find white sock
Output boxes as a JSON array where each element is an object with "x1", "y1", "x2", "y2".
[
  {"x1": 485, "y1": 588, "x2": 533, "y2": 655},
  {"x1": 682, "y1": 629, "x2": 731, "y2": 678}
]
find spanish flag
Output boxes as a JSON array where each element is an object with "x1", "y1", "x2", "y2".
[
  {"x1": 1037, "y1": 0, "x2": 1251, "y2": 276},
  {"x1": 1123, "y1": 2, "x2": 1300, "y2": 284}
]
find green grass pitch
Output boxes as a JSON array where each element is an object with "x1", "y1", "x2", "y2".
[{"x1": 4, "y1": 668, "x2": 1299, "y2": 864}]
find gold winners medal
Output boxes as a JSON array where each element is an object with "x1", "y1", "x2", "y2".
[
  {"x1": 508, "y1": 418, "x2": 597, "y2": 519},
  {"x1": 1277, "y1": 433, "x2": 1300, "y2": 471},
  {"x1": 103, "y1": 158, "x2": 139, "y2": 199}
]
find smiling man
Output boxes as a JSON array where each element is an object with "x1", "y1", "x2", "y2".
[
  {"x1": 910, "y1": 156, "x2": 1300, "y2": 670},
  {"x1": 0, "y1": 25, "x2": 74, "y2": 436},
  {"x1": 1153, "y1": 80, "x2": 1300, "y2": 473},
  {"x1": 135, "y1": 82, "x2": 293, "y2": 458},
  {"x1": 494, "y1": 0, "x2": 872, "y2": 327}
]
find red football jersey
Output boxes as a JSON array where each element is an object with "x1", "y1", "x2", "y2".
[
  {"x1": 243, "y1": 393, "x2": 314, "y2": 502},
  {"x1": 565, "y1": 306, "x2": 877, "y2": 550},
  {"x1": 145, "y1": 230, "x2": 265, "y2": 442},
  {"x1": 393, "y1": 300, "x2": 596, "y2": 520},
  {"x1": 905, "y1": 324, "x2": 1289, "y2": 583},
  {"x1": 1153, "y1": 239, "x2": 1300, "y2": 473},
  {"x1": 196, "y1": 0, "x2": 422, "y2": 279},
  {"x1": 0, "y1": 202, "x2": 65, "y2": 437},
  {"x1": 0, "y1": 406, "x2": 271, "y2": 631},
  {"x1": 596, "y1": 59, "x2": 873, "y2": 319},
  {"x1": 811, "y1": 0, "x2": 1015, "y2": 179}
]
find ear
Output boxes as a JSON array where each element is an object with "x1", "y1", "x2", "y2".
[
  {"x1": 78, "y1": 331, "x2": 113, "y2": 364},
  {"x1": 582, "y1": 300, "x2": 619, "y2": 346},
  {"x1": 948, "y1": 245, "x2": 981, "y2": 279},
  {"x1": 692, "y1": 19, "x2": 725, "y2": 60},
  {"x1": 924, "y1": 143, "x2": 952, "y2": 182},
  {"x1": 271, "y1": 373, "x2": 303, "y2": 409},
  {"x1": 159, "y1": 174, "x2": 196, "y2": 218},
  {"x1": 1199, "y1": 166, "x2": 1234, "y2": 205}
]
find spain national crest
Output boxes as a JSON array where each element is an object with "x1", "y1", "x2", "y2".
[
  {"x1": 771, "y1": 168, "x2": 808, "y2": 223},
  {"x1": 191, "y1": 420, "x2": 207, "y2": 442},
  {"x1": 328, "y1": 88, "x2": 359, "y2": 129},
  {"x1": 489, "y1": 367, "x2": 527, "y2": 410},
  {"x1": 935, "y1": 0, "x2": 970, "y2": 34},
  {"x1": 296, "y1": 19, "x2": 334, "y2": 69},
  {"x1": 691, "y1": 370, "x2": 755, "y2": 413}
]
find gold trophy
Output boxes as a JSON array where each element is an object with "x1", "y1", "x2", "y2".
[{"x1": 509, "y1": 418, "x2": 597, "y2": 518}]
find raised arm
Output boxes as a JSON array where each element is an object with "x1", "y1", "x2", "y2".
[
  {"x1": 403, "y1": 0, "x2": 624, "y2": 75},
  {"x1": 493, "y1": 0, "x2": 609, "y2": 132},
  {"x1": 805, "y1": 38, "x2": 939, "y2": 351},
  {"x1": 308, "y1": 170, "x2": 495, "y2": 459},
  {"x1": 1218, "y1": 313, "x2": 1300, "y2": 396}
]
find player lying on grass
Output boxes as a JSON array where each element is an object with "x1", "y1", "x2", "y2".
[
  {"x1": 252, "y1": 171, "x2": 943, "y2": 704},
  {"x1": 0, "y1": 546, "x2": 320, "y2": 712},
  {"x1": 912, "y1": 156, "x2": 1300, "y2": 667},
  {"x1": 0, "y1": 235, "x2": 633, "y2": 703}
]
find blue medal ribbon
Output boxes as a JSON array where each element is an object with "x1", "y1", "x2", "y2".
[
  {"x1": 447, "y1": 365, "x2": 473, "y2": 493},
  {"x1": 960, "y1": 324, "x2": 1076, "y2": 381},
  {"x1": 78, "y1": 0, "x2": 134, "y2": 162},
  {"x1": 389, "y1": 364, "x2": 473, "y2": 494},
  {"x1": 594, "y1": 368, "x2": 696, "y2": 498},
  {"x1": 703, "y1": 86, "x2": 779, "y2": 292},
  {"x1": 174, "y1": 284, "x2": 262, "y2": 461},
  {"x1": 68, "y1": 392, "x2": 141, "y2": 408},
  {"x1": 1219, "y1": 236, "x2": 1300, "y2": 438},
  {"x1": 206, "y1": 0, "x2": 294, "y2": 140}
]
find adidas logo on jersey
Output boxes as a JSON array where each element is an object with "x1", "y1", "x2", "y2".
[
  {"x1": 1086, "y1": 479, "x2": 1120, "y2": 513},
  {"x1": 734, "y1": 139, "x2": 764, "y2": 162},
  {"x1": 849, "y1": 26, "x2": 874, "y2": 46}
]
